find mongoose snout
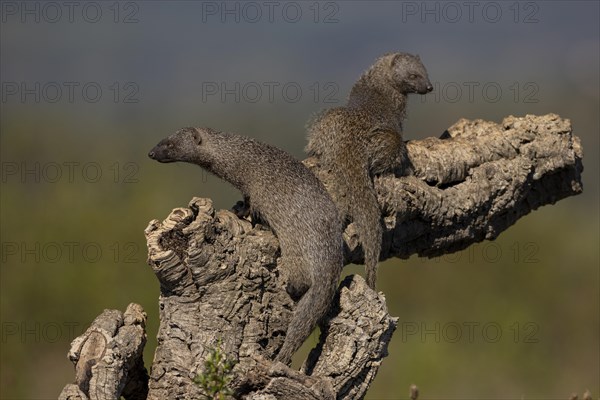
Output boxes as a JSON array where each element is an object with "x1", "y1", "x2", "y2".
[{"x1": 421, "y1": 83, "x2": 434, "y2": 94}]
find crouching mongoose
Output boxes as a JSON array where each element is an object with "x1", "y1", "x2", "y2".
[
  {"x1": 306, "y1": 52, "x2": 433, "y2": 289},
  {"x1": 149, "y1": 127, "x2": 343, "y2": 365}
]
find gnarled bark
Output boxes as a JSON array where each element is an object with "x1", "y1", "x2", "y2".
[
  {"x1": 60, "y1": 114, "x2": 583, "y2": 399},
  {"x1": 59, "y1": 304, "x2": 148, "y2": 400}
]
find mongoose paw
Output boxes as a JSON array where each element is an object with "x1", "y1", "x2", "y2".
[
  {"x1": 232, "y1": 200, "x2": 266, "y2": 228},
  {"x1": 232, "y1": 200, "x2": 251, "y2": 219}
]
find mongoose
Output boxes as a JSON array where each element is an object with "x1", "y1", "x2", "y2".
[
  {"x1": 306, "y1": 52, "x2": 432, "y2": 289},
  {"x1": 149, "y1": 127, "x2": 343, "y2": 365}
]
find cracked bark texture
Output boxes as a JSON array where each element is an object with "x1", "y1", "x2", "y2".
[
  {"x1": 59, "y1": 114, "x2": 582, "y2": 399},
  {"x1": 59, "y1": 303, "x2": 148, "y2": 400}
]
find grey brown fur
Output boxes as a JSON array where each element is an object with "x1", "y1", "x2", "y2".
[
  {"x1": 149, "y1": 127, "x2": 343, "y2": 365},
  {"x1": 306, "y1": 52, "x2": 432, "y2": 289}
]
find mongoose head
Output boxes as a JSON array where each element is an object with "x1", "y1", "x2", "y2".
[
  {"x1": 148, "y1": 127, "x2": 218, "y2": 169},
  {"x1": 381, "y1": 52, "x2": 433, "y2": 95}
]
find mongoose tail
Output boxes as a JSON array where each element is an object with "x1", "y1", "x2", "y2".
[
  {"x1": 352, "y1": 192, "x2": 383, "y2": 289},
  {"x1": 274, "y1": 254, "x2": 340, "y2": 364},
  {"x1": 334, "y1": 156, "x2": 385, "y2": 290}
]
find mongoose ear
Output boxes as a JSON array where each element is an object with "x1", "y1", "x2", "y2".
[
  {"x1": 416, "y1": 54, "x2": 421, "y2": 60},
  {"x1": 193, "y1": 130, "x2": 202, "y2": 145},
  {"x1": 390, "y1": 53, "x2": 402, "y2": 66}
]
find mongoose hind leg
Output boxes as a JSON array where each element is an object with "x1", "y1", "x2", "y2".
[{"x1": 274, "y1": 254, "x2": 314, "y2": 365}]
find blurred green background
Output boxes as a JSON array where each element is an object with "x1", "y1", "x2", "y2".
[{"x1": 1, "y1": 1, "x2": 598, "y2": 399}]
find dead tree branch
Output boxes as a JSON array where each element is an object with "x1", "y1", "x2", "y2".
[
  {"x1": 60, "y1": 114, "x2": 583, "y2": 399},
  {"x1": 308, "y1": 113, "x2": 583, "y2": 262}
]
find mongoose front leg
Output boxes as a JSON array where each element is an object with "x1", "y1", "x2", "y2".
[
  {"x1": 232, "y1": 196, "x2": 251, "y2": 219},
  {"x1": 368, "y1": 127, "x2": 408, "y2": 175}
]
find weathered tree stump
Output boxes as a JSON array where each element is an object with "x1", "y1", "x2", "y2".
[
  {"x1": 59, "y1": 304, "x2": 148, "y2": 400},
  {"x1": 60, "y1": 114, "x2": 583, "y2": 399}
]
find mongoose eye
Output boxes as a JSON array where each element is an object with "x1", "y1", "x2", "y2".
[
  {"x1": 409, "y1": 74, "x2": 418, "y2": 80},
  {"x1": 167, "y1": 143, "x2": 174, "y2": 149}
]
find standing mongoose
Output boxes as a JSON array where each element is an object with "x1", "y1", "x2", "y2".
[
  {"x1": 149, "y1": 127, "x2": 343, "y2": 365},
  {"x1": 306, "y1": 52, "x2": 432, "y2": 289}
]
